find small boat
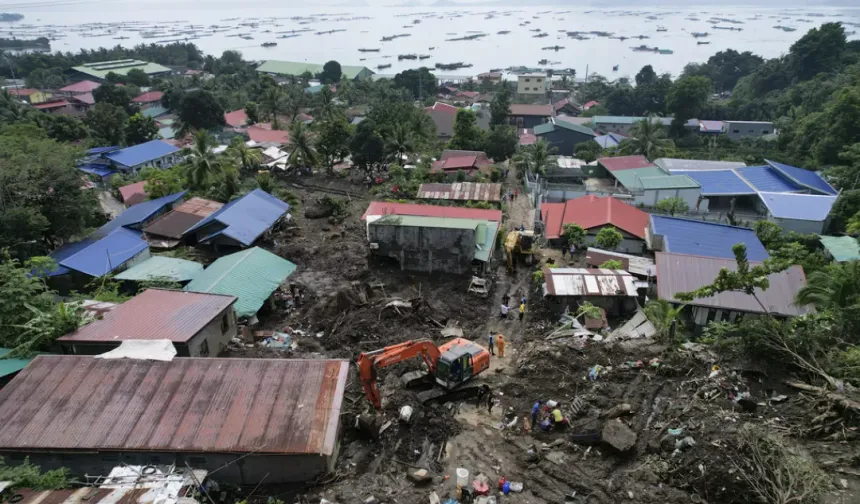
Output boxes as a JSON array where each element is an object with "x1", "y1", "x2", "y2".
[
  {"x1": 612, "y1": 64, "x2": 619, "y2": 71},
  {"x1": 419, "y1": 55, "x2": 430, "y2": 60},
  {"x1": 261, "y1": 42, "x2": 276, "y2": 47},
  {"x1": 240, "y1": 35, "x2": 253, "y2": 40},
  {"x1": 358, "y1": 48, "x2": 380, "y2": 52},
  {"x1": 497, "y1": 30, "x2": 510, "y2": 34},
  {"x1": 697, "y1": 41, "x2": 710, "y2": 45},
  {"x1": 429, "y1": 46, "x2": 435, "y2": 50},
  {"x1": 656, "y1": 26, "x2": 668, "y2": 32},
  {"x1": 533, "y1": 33, "x2": 548, "y2": 38},
  {"x1": 538, "y1": 58, "x2": 549, "y2": 65},
  {"x1": 658, "y1": 48, "x2": 673, "y2": 54},
  {"x1": 398, "y1": 54, "x2": 417, "y2": 60},
  {"x1": 377, "y1": 63, "x2": 391, "y2": 69}
]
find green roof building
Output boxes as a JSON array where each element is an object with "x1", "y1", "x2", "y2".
[
  {"x1": 72, "y1": 59, "x2": 172, "y2": 81},
  {"x1": 114, "y1": 256, "x2": 203, "y2": 283},
  {"x1": 185, "y1": 247, "x2": 297, "y2": 319},
  {"x1": 256, "y1": 60, "x2": 375, "y2": 81},
  {"x1": 820, "y1": 236, "x2": 860, "y2": 262},
  {"x1": 0, "y1": 349, "x2": 36, "y2": 387}
]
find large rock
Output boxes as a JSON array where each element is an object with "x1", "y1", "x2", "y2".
[{"x1": 602, "y1": 419, "x2": 637, "y2": 452}]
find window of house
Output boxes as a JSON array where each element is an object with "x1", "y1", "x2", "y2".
[
  {"x1": 199, "y1": 339, "x2": 210, "y2": 357},
  {"x1": 748, "y1": 129, "x2": 754, "y2": 133},
  {"x1": 762, "y1": 130, "x2": 770, "y2": 134},
  {"x1": 524, "y1": 78, "x2": 530, "y2": 82},
  {"x1": 733, "y1": 129, "x2": 740, "y2": 134},
  {"x1": 221, "y1": 314, "x2": 230, "y2": 334}
]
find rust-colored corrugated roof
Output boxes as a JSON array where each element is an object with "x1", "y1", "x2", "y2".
[
  {"x1": 119, "y1": 181, "x2": 147, "y2": 203},
  {"x1": 417, "y1": 182, "x2": 501, "y2": 202},
  {"x1": 0, "y1": 356, "x2": 348, "y2": 455},
  {"x1": 57, "y1": 289, "x2": 236, "y2": 343},
  {"x1": 655, "y1": 252, "x2": 811, "y2": 316},
  {"x1": 132, "y1": 91, "x2": 164, "y2": 103},
  {"x1": 509, "y1": 104, "x2": 553, "y2": 116},
  {"x1": 143, "y1": 197, "x2": 223, "y2": 239},
  {"x1": 224, "y1": 108, "x2": 248, "y2": 127},
  {"x1": 598, "y1": 155, "x2": 654, "y2": 172},
  {"x1": 543, "y1": 268, "x2": 638, "y2": 297}
]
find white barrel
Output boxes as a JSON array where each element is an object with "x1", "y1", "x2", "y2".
[{"x1": 456, "y1": 468, "x2": 469, "y2": 487}]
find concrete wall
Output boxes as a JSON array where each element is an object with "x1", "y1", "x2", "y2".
[
  {"x1": 770, "y1": 216, "x2": 825, "y2": 235},
  {"x1": 593, "y1": 122, "x2": 634, "y2": 135},
  {"x1": 537, "y1": 129, "x2": 594, "y2": 156},
  {"x1": 0, "y1": 449, "x2": 334, "y2": 485},
  {"x1": 583, "y1": 230, "x2": 645, "y2": 255},
  {"x1": 633, "y1": 187, "x2": 701, "y2": 209},
  {"x1": 517, "y1": 75, "x2": 546, "y2": 95},
  {"x1": 186, "y1": 307, "x2": 238, "y2": 357},
  {"x1": 725, "y1": 122, "x2": 773, "y2": 141},
  {"x1": 544, "y1": 295, "x2": 639, "y2": 317},
  {"x1": 369, "y1": 224, "x2": 475, "y2": 274},
  {"x1": 125, "y1": 153, "x2": 182, "y2": 174}
]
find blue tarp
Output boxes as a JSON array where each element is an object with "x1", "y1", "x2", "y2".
[
  {"x1": 672, "y1": 170, "x2": 757, "y2": 196},
  {"x1": 91, "y1": 190, "x2": 187, "y2": 239},
  {"x1": 766, "y1": 159, "x2": 838, "y2": 196},
  {"x1": 55, "y1": 228, "x2": 149, "y2": 277},
  {"x1": 758, "y1": 192, "x2": 838, "y2": 221},
  {"x1": 187, "y1": 189, "x2": 290, "y2": 246},
  {"x1": 104, "y1": 140, "x2": 180, "y2": 168},
  {"x1": 650, "y1": 215, "x2": 769, "y2": 261},
  {"x1": 77, "y1": 163, "x2": 117, "y2": 178},
  {"x1": 735, "y1": 166, "x2": 800, "y2": 193},
  {"x1": 594, "y1": 132, "x2": 627, "y2": 149}
]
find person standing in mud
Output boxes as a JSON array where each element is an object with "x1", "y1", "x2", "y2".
[
  {"x1": 488, "y1": 331, "x2": 495, "y2": 356},
  {"x1": 519, "y1": 302, "x2": 526, "y2": 322}
]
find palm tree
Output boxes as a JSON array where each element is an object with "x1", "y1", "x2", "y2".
[
  {"x1": 315, "y1": 86, "x2": 337, "y2": 120},
  {"x1": 287, "y1": 121, "x2": 318, "y2": 171},
  {"x1": 227, "y1": 138, "x2": 263, "y2": 175},
  {"x1": 186, "y1": 130, "x2": 223, "y2": 188},
  {"x1": 643, "y1": 299, "x2": 686, "y2": 342},
  {"x1": 0, "y1": 89, "x2": 29, "y2": 122},
  {"x1": 284, "y1": 88, "x2": 307, "y2": 122},
  {"x1": 795, "y1": 262, "x2": 860, "y2": 311},
  {"x1": 620, "y1": 118, "x2": 674, "y2": 159},
  {"x1": 384, "y1": 124, "x2": 415, "y2": 163},
  {"x1": 409, "y1": 110, "x2": 436, "y2": 146},
  {"x1": 260, "y1": 87, "x2": 283, "y2": 123},
  {"x1": 512, "y1": 138, "x2": 556, "y2": 176}
]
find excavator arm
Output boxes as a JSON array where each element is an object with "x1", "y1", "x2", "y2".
[{"x1": 357, "y1": 340, "x2": 442, "y2": 410}]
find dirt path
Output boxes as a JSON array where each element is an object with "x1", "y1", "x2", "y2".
[{"x1": 503, "y1": 162, "x2": 535, "y2": 232}]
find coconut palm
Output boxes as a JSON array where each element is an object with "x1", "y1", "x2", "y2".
[
  {"x1": 315, "y1": 86, "x2": 338, "y2": 120},
  {"x1": 512, "y1": 138, "x2": 556, "y2": 176},
  {"x1": 284, "y1": 88, "x2": 307, "y2": 122},
  {"x1": 227, "y1": 138, "x2": 263, "y2": 175},
  {"x1": 408, "y1": 110, "x2": 436, "y2": 146},
  {"x1": 643, "y1": 299, "x2": 686, "y2": 342},
  {"x1": 186, "y1": 130, "x2": 223, "y2": 188},
  {"x1": 795, "y1": 262, "x2": 860, "y2": 311},
  {"x1": 287, "y1": 121, "x2": 318, "y2": 170},
  {"x1": 619, "y1": 117, "x2": 674, "y2": 159},
  {"x1": 260, "y1": 87, "x2": 283, "y2": 123},
  {"x1": 384, "y1": 124, "x2": 416, "y2": 163}
]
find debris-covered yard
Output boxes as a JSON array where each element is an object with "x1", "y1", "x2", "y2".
[{"x1": 228, "y1": 174, "x2": 860, "y2": 504}]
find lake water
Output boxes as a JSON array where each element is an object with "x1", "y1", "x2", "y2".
[{"x1": 5, "y1": 1, "x2": 860, "y2": 78}]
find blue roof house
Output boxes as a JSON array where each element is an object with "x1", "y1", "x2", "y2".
[
  {"x1": 757, "y1": 192, "x2": 838, "y2": 235},
  {"x1": 47, "y1": 228, "x2": 150, "y2": 278},
  {"x1": 91, "y1": 190, "x2": 188, "y2": 239},
  {"x1": 185, "y1": 189, "x2": 290, "y2": 249},
  {"x1": 647, "y1": 215, "x2": 769, "y2": 261},
  {"x1": 103, "y1": 140, "x2": 181, "y2": 174}
]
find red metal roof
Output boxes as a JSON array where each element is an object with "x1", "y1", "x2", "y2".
[
  {"x1": 655, "y1": 252, "x2": 811, "y2": 316},
  {"x1": 424, "y1": 102, "x2": 458, "y2": 114},
  {"x1": 58, "y1": 289, "x2": 236, "y2": 343},
  {"x1": 441, "y1": 155, "x2": 479, "y2": 169},
  {"x1": 132, "y1": 91, "x2": 164, "y2": 103},
  {"x1": 583, "y1": 100, "x2": 600, "y2": 109},
  {"x1": 509, "y1": 104, "x2": 553, "y2": 117},
  {"x1": 540, "y1": 195, "x2": 649, "y2": 239},
  {"x1": 33, "y1": 100, "x2": 71, "y2": 109},
  {"x1": 59, "y1": 80, "x2": 101, "y2": 93},
  {"x1": 248, "y1": 125, "x2": 290, "y2": 144},
  {"x1": 119, "y1": 181, "x2": 147, "y2": 203},
  {"x1": 0, "y1": 356, "x2": 348, "y2": 455},
  {"x1": 6, "y1": 88, "x2": 37, "y2": 96},
  {"x1": 519, "y1": 131, "x2": 537, "y2": 146},
  {"x1": 362, "y1": 201, "x2": 502, "y2": 222},
  {"x1": 417, "y1": 182, "x2": 502, "y2": 202},
  {"x1": 72, "y1": 92, "x2": 95, "y2": 105},
  {"x1": 598, "y1": 155, "x2": 655, "y2": 172},
  {"x1": 224, "y1": 108, "x2": 248, "y2": 128}
]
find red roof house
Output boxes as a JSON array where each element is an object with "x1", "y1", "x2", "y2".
[
  {"x1": 362, "y1": 201, "x2": 502, "y2": 222},
  {"x1": 224, "y1": 108, "x2": 249, "y2": 128},
  {"x1": 247, "y1": 124, "x2": 290, "y2": 145},
  {"x1": 540, "y1": 195, "x2": 649, "y2": 243},
  {"x1": 430, "y1": 149, "x2": 493, "y2": 176},
  {"x1": 598, "y1": 155, "x2": 655, "y2": 172},
  {"x1": 118, "y1": 181, "x2": 148, "y2": 206},
  {"x1": 583, "y1": 100, "x2": 600, "y2": 110},
  {"x1": 132, "y1": 91, "x2": 164, "y2": 104},
  {"x1": 59, "y1": 80, "x2": 101, "y2": 95},
  {"x1": 5, "y1": 88, "x2": 37, "y2": 97}
]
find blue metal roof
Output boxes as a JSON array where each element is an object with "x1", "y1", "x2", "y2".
[
  {"x1": 46, "y1": 239, "x2": 96, "y2": 276},
  {"x1": 58, "y1": 228, "x2": 149, "y2": 277},
  {"x1": 672, "y1": 170, "x2": 756, "y2": 196},
  {"x1": 765, "y1": 159, "x2": 837, "y2": 196},
  {"x1": 104, "y1": 140, "x2": 180, "y2": 168},
  {"x1": 758, "y1": 192, "x2": 838, "y2": 221},
  {"x1": 650, "y1": 215, "x2": 769, "y2": 261},
  {"x1": 735, "y1": 166, "x2": 801, "y2": 193},
  {"x1": 78, "y1": 163, "x2": 117, "y2": 178},
  {"x1": 594, "y1": 132, "x2": 627, "y2": 148},
  {"x1": 87, "y1": 146, "x2": 120, "y2": 155},
  {"x1": 91, "y1": 190, "x2": 187, "y2": 239},
  {"x1": 187, "y1": 189, "x2": 290, "y2": 246}
]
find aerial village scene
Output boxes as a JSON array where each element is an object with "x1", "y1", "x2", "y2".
[{"x1": 1, "y1": 3, "x2": 860, "y2": 504}]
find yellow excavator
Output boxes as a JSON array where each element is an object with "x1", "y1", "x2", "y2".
[{"x1": 505, "y1": 230, "x2": 535, "y2": 271}]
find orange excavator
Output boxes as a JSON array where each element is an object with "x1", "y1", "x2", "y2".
[{"x1": 357, "y1": 338, "x2": 492, "y2": 409}]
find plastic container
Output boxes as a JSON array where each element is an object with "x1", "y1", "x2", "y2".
[
  {"x1": 502, "y1": 481, "x2": 511, "y2": 495},
  {"x1": 456, "y1": 468, "x2": 469, "y2": 487},
  {"x1": 509, "y1": 482, "x2": 524, "y2": 493}
]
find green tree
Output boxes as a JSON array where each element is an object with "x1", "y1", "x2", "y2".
[
  {"x1": 93, "y1": 84, "x2": 137, "y2": 115},
  {"x1": 142, "y1": 166, "x2": 184, "y2": 198},
  {"x1": 812, "y1": 88, "x2": 860, "y2": 165},
  {"x1": 795, "y1": 262, "x2": 860, "y2": 311},
  {"x1": 393, "y1": 67, "x2": 436, "y2": 100},
  {"x1": 40, "y1": 115, "x2": 88, "y2": 143},
  {"x1": 287, "y1": 121, "x2": 318, "y2": 170},
  {"x1": 655, "y1": 197, "x2": 689, "y2": 216},
  {"x1": 827, "y1": 189, "x2": 860, "y2": 233},
  {"x1": 126, "y1": 113, "x2": 159, "y2": 145},
  {"x1": 666, "y1": 76, "x2": 711, "y2": 134},
  {"x1": 209, "y1": 166, "x2": 241, "y2": 203},
  {"x1": 384, "y1": 123, "x2": 415, "y2": 163},
  {"x1": 595, "y1": 226, "x2": 623, "y2": 250},
  {"x1": 0, "y1": 456, "x2": 69, "y2": 490},
  {"x1": 185, "y1": 130, "x2": 223, "y2": 188},
  {"x1": 86, "y1": 103, "x2": 128, "y2": 146},
  {"x1": 177, "y1": 90, "x2": 225, "y2": 131},
  {"x1": 227, "y1": 137, "x2": 263, "y2": 175},
  {"x1": 562, "y1": 223, "x2": 586, "y2": 247},
  {"x1": 489, "y1": 87, "x2": 512, "y2": 127},
  {"x1": 789, "y1": 22, "x2": 846, "y2": 81},
  {"x1": 314, "y1": 86, "x2": 338, "y2": 120},
  {"x1": 260, "y1": 87, "x2": 283, "y2": 123},
  {"x1": 256, "y1": 171, "x2": 275, "y2": 193},
  {"x1": 483, "y1": 125, "x2": 517, "y2": 161},
  {"x1": 643, "y1": 299, "x2": 686, "y2": 343},
  {"x1": 455, "y1": 169, "x2": 466, "y2": 182},
  {"x1": 0, "y1": 253, "x2": 55, "y2": 347},
  {"x1": 574, "y1": 141, "x2": 600, "y2": 162},
  {"x1": 448, "y1": 109, "x2": 485, "y2": 151},
  {"x1": 349, "y1": 120, "x2": 385, "y2": 168},
  {"x1": 125, "y1": 68, "x2": 151, "y2": 86},
  {"x1": 244, "y1": 101, "x2": 260, "y2": 124},
  {"x1": 512, "y1": 138, "x2": 555, "y2": 175},
  {"x1": 320, "y1": 60, "x2": 342, "y2": 84},
  {"x1": 316, "y1": 114, "x2": 352, "y2": 172},
  {"x1": 753, "y1": 220, "x2": 784, "y2": 249},
  {"x1": 599, "y1": 259, "x2": 624, "y2": 269},
  {"x1": 619, "y1": 118, "x2": 673, "y2": 159}
]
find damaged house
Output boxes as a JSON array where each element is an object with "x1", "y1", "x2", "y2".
[{"x1": 542, "y1": 267, "x2": 642, "y2": 317}]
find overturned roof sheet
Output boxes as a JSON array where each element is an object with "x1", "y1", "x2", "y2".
[
  {"x1": 0, "y1": 356, "x2": 348, "y2": 456},
  {"x1": 758, "y1": 192, "x2": 838, "y2": 221},
  {"x1": 543, "y1": 268, "x2": 638, "y2": 297},
  {"x1": 655, "y1": 252, "x2": 811, "y2": 316},
  {"x1": 820, "y1": 236, "x2": 860, "y2": 262},
  {"x1": 765, "y1": 159, "x2": 837, "y2": 196},
  {"x1": 585, "y1": 247, "x2": 655, "y2": 277}
]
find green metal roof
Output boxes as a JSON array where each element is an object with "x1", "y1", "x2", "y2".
[
  {"x1": 639, "y1": 174, "x2": 701, "y2": 190},
  {"x1": 610, "y1": 166, "x2": 669, "y2": 190},
  {"x1": 184, "y1": 247, "x2": 297, "y2": 318},
  {"x1": 532, "y1": 122, "x2": 554, "y2": 135},
  {"x1": 473, "y1": 221, "x2": 499, "y2": 263},
  {"x1": 820, "y1": 235, "x2": 860, "y2": 262},
  {"x1": 72, "y1": 59, "x2": 172, "y2": 80},
  {"x1": 158, "y1": 127, "x2": 175, "y2": 140},
  {"x1": 142, "y1": 106, "x2": 169, "y2": 118},
  {"x1": 0, "y1": 349, "x2": 35, "y2": 378},
  {"x1": 554, "y1": 118, "x2": 596, "y2": 136},
  {"x1": 256, "y1": 60, "x2": 374, "y2": 80},
  {"x1": 114, "y1": 256, "x2": 203, "y2": 283}
]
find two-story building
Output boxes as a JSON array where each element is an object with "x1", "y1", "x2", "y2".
[{"x1": 517, "y1": 73, "x2": 548, "y2": 95}]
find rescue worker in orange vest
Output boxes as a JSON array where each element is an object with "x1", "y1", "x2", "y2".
[{"x1": 496, "y1": 333, "x2": 506, "y2": 357}]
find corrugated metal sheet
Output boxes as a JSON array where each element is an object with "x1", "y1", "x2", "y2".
[
  {"x1": 820, "y1": 236, "x2": 860, "y2": 262},
  {"x1": 114, "y1": 256, "x2": 203, "y2": 283},
  {"x1": 543, "y1": 268, "x2": 638, "y2": 297},
  {"x1": 362, "y1": 202, "x2": 502, "y2": 222},
  {"x1": 184, "y1": 247, "x2": 296, "y2": 318},
  {"x1": 758, "y1": 192, "x2": 837, "y2": 221},
  {"x1": 735, "y1": 166, "x2": 800, "y2": 193},
  {"x1": 92, "y1": 191, "x2": 187, "y2": 239},
  {"x1": 655, "y1": 252, "x2": 811, "y2": 316},
  {"x1": 599, "y1": 155, "x2": 655, "y2": 172},
  {"x1": 105, "y1": 140, "x2": 179, "y2": 169},
  {"x1": 59, "y1": 80, "x2": 101, "y2": 93},
  {"x1": 187, "y1": 189, "x2": 289, "y2": 247},
  {"x1": 509, "y1": 104, "x2": 552, "y2": 116},
  {"x1": 638, "y1": 174, "x2": 700, "y2": 190},
  {"x1": 670, "y1": 169, "x2": 756, "y2": 195},
  {"x1": 143, "y1": 197, "x2": 223, "y2": 239},
  {"x1": 541, "y1": 195, "x2": 649, "y2": 239},
  {"x1": 0, "y1": 356, "x2": 348, "y2": 455},
  {"x1": 132, "y1": 91, "x2": 164, "y2": 103},
  {"x1": 440, "y1": 155, "x2": 479, "y2": 169},
  {"x1": 119, "y1": 181, "x2": 147, "y2": 203},
  {"x1": 650, "y1": 216, "x2": 769, "y2": 261},
  {"x1": 0, "y1": 349, "x2": 34, "y2": 379},
  {"x1": 585, "y1": 248, "x2": 655, "y2": 277},
  {"x1": 417, "y1": 183, "x2": 501, "y2": 202},
  {"x1": 59, "y1": 289, "x2": 235, "y2": 343},
  {"x1": 58, "y1": 228, "x2": 149, "y2": 277},
  {"x1": 765, "y1": 159, "x2": 837, "y2": 195},
  {"x1": 654, "y1": 158, "x2": 746, "y2": 171}
]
